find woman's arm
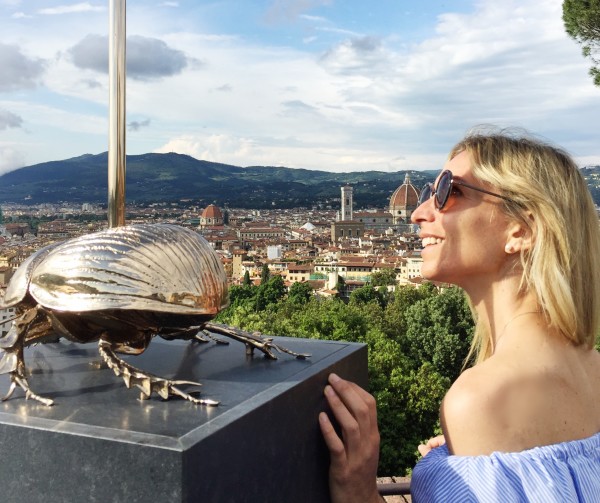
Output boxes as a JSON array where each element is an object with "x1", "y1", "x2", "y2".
[{"x1": 319, "y1": 373, "x2": 385, "y2": 503}]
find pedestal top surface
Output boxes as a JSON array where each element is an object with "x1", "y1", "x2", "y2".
[{"x1": 0, "y1": 334, "x2": 359, "y2": 450}]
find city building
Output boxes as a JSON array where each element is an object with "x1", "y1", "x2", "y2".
[
  {"x1": 330, "y1": 220, "x2": 365, "y2": 242},
  {"x1": 354, "y1": 210, "x2": 394, "y2": 232}
]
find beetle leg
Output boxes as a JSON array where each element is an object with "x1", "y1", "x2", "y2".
[
  {"x1": 7, "y1": 374, "x2": 54, "y2": 406},
  {"x1": 194, "y1": 330, "x2": 229, "y2": 345},
  {"x1": 98, "y1": 340, "x2": 219, "y2": 406},
  {"x1": 2, "y1": 362, "x2": 55, "y2": 406},
  {"x1": 2, "y1": 380, "x2": 17, "y2": 401},
  {"x1": 203, "y1": 322, "x2": 310, "y2": 360},
  {"x1": 1, "y1": 308, "x2": 55, "y2": 406}
]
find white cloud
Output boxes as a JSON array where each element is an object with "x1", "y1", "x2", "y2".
[
  {"x1": 68, "y1": 34, "x2": 193, "y2": 80},
  {"x1": 0, "y1": 145, "x2": 26, "y2": 175},
  {"x1": 0, "y1": 109, "x2": 23, "y2": 130},
  {"x1": 264, "y1": 0, "x2": 333, "y2": 24},
  {"x1": 38, "y1": 3, "x2": 104, "y2": 15},
  {"x1": 0, "y1": 43, "x2": 45, "y2": 92}
]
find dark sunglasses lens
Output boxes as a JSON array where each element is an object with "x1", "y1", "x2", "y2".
[
  {"x1": 418, "y1": 184, "x2": 432, "y2": 206},
  {"x1": 436, "y1": 172, "x2": 452, "y2": 209}
]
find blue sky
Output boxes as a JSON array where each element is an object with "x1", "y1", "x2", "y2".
[{"x1": 0, "y1": 0, "x2": 598, "y2": 175}]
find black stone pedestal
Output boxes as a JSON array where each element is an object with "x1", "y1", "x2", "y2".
[{"x1": 0, "y1": 335, "x2": 367, "y2": 503}]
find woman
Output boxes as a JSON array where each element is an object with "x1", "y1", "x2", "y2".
[{"x1": 319, "y1": 127, "x2": 600, "y2": 502}]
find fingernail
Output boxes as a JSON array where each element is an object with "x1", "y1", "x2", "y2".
[
  {"x1": 324, "y1": 385, "x2": 335, "y2": 397},
  {"x1": 329, "y1": 373, "x2": 340, "y2": 384}
]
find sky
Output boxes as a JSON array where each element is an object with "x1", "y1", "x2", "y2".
[{"x1": 0, "y1": 0, "x2": 599, "y2": 175}]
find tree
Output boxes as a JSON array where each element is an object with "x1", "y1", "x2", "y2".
[
  {"x1": 349, "y1": 285, "x2": 385, "y2": 308},
  {"x1": 261, "y1": 275, "x2": 286, "y2": 306},
  {"x1": 227, "y1": 284, "x2": 256, "y2": 308},
  {"x1": 242, "y1": 270, "x2": 251, "y2": 286},
  {"x1": 260, "y1": 264, "x2": 271, "y2": 284},
  {"x1": 563, "y1": 0, "x2": 600, "y2": 86},
  {"x1": 402, "y1": 286, "x2": 474, "y2": 381},
  {"x1": 335, "y1": 274, "x2": 345, "y2": 293},
  {"x1": 288, "y1": 281, "x2": 313, "y2": 304},
  {"x1": 370, "y1": 268, "x2": 397, "y2": 287}
]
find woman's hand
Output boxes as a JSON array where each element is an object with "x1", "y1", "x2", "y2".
[
  {"x1": 417, "y1": 434, "x2": 446, "y2": 458},
  {"x1": 319, "y1": 373, "x2": 383, "y2": 503}
]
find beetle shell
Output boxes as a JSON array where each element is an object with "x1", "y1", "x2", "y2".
[
  {"x1": 1, "y1": 243, "x2": 57, "y2": 308},
  {"x1": 2, "y1": 224, "x2": 229, "y2": 315}
]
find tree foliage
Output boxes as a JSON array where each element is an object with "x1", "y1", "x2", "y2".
[
  {"x1": 216, "y1": 282, "x2": 474, "y2": 475},
  {"x1": 288, "y1": 281, "x2": 313, "y2": 304},
  {"x1": 260, "y1": 264, "x2": 271, "y2": 284},
  {"x1": 563, "y1": 0, "x2": 600, "y2": 85},
  {"x1": 370, "y1": 267, "x2": 397, "y2": 287}
]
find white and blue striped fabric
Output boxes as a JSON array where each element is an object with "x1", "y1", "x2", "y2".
[{"x1": 411, "y1": 432, "x2": 600, "y2": 502}]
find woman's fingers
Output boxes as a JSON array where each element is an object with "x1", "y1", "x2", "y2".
[
  {"x1": 319, "y1": 412, "x2": 346, "y2": 460},
  {"x1": 322, "y1": 374, "x2": 379, "y2": 455},
  {"x1": 418, "y1": 434, "x2": 446, "y2": 457},
  {"x1": 328, "y1": 374, "x2": 376, "y2": 427},
  {"x1": 320, "y1": 374, "x2": 382, "y2": 503}
]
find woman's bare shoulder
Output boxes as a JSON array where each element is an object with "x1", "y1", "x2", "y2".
[
  {"x1": 442, "y1": 347, "x2": 600, "y2": 456},
  {"x1": 440, "y1": 359, "x2": 522, "y2": 456}
]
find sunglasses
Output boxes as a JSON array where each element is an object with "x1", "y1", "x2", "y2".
[{"x1": 418, "y1": 170, "x2": 514, "y2": 211}]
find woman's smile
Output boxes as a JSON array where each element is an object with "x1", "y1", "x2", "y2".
[{"x1": 421, "y1": 236, "x2": 444, "y2": 247}]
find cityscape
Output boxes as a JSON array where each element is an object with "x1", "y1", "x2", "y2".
[{"x1": 0, "y1": 174, "x2": 425, "y2": 325}]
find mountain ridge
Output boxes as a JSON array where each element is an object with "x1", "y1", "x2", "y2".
[
  {"x1": 1, "y1": 152, "x2": 598, "y2": 208},
  {"x1": 0, "y1": 152, "x2": 436, "y2": 209}
]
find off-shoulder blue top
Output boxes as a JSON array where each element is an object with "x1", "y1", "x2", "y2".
[{"x1": 411, "y1": 432, "x2": 600, "y2": 502}]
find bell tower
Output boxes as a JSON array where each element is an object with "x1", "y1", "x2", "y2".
[{"x1": 340, "y1": 185, "x2": 353, "y2": 221}]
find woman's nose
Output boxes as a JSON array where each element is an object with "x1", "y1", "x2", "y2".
[{"x1": 411, "y1": 195, "x2": 434, "y2": 224}]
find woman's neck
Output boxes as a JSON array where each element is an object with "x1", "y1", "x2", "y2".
[{"x1": 467, "y1": 277, "x2": 541, "y2": 350}]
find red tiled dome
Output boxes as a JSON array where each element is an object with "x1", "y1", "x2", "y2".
[
  {"x1": 201, "y1": 204, "x2": 223, "y2": 220},
  {"x1": 389, "y1": 174, "x2": 419, "y2": 209}
]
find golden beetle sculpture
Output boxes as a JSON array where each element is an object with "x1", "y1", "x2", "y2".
[{"x1": 0, "y1": 224, "x2": 307, "y2": 406}]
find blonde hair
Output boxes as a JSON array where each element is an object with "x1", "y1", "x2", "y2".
[{"x1": 451, "y1": 127, "x2": 600, "y2": 364}]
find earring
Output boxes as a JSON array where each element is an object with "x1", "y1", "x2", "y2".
[{"x1": 505, "y1": 244, "x2": 515, "y2": 254}]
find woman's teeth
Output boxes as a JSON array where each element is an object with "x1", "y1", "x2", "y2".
[{"x1": 422, "y1": 237, "x2": 443, "y2": 247}]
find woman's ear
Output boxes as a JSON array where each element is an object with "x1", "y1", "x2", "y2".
[{"x1": 504, "y1": 214, "x2": 534, "y2": 254}]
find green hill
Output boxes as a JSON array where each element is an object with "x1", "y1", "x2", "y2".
[
  {"x1": 2, "y1": 152, "x2": 597, "y2": 209},
  {"x1": 0, "y1": 152, "x2": 435, "y2": 209}
]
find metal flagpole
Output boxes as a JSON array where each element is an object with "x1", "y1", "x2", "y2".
[{"x1": 108, "y1": 0, "x2": 126, "y2": 227}]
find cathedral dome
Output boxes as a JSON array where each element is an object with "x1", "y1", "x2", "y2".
[
  {"x1": 200, "y1": 204, "x2": 224, "y2": 227},
  {"x1": 390, "y1": 174, "x2": 419, "y2": 209},
  {"x1": 389, "y1": 173, "x2": 419, "y2": 223},
  {"x1": 201, "y1": 204, "x2": 223, "y2": 220}
]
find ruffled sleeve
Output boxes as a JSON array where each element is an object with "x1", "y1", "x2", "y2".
[{"x1": 411, "y1": 432, "x2": 600, "y2": 502}]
